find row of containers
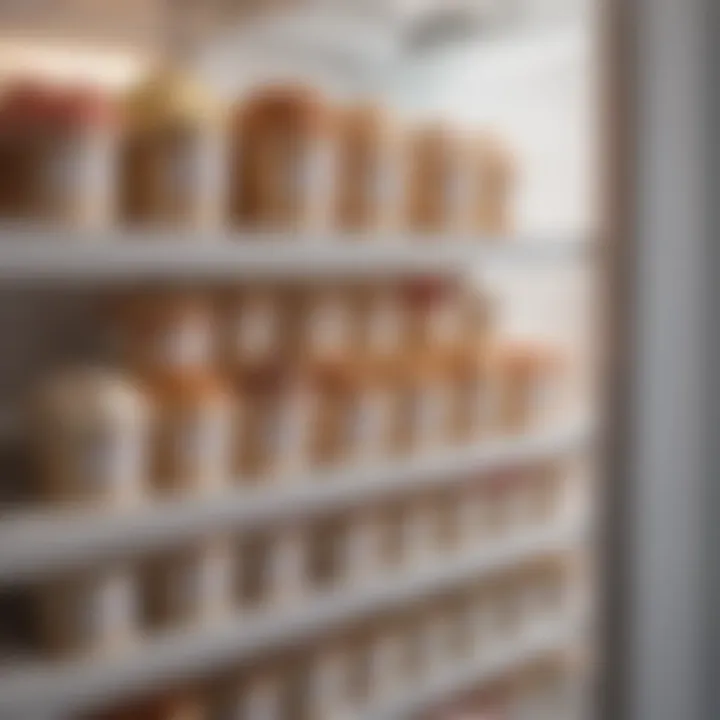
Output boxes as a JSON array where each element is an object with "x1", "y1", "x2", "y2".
[
  {"x1": 0, "y1": 72, "x2": 515, "y2": 235},
  {"x1": 31, "y1": 281, "x2": 568, "y2": 509}
]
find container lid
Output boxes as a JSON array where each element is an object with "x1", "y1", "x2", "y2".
[{"x1": 123, "y1": 66, "x2": 223, "y2": 132}]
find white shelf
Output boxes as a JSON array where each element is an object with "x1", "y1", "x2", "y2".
[
  {"x1": 0, "y1": 522, "x2": 580, "y2": 719},
  {"x1": 0, "y1": 233, "x2": 590, "y2": 283},
  {"x1": 367, "y1": 622, "x2": 581, "y2": 720},
  {"x1": 0, "y1": 423, "x2": 590, "y2": 584}
]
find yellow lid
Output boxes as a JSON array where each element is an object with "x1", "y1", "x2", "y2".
[{"x1": 123, "y1": 66, "x2": 223, "y2": 132}]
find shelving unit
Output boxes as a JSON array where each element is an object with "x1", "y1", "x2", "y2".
[{"x1": 0, "y1": 520, "x2": 583, "y2": 719}]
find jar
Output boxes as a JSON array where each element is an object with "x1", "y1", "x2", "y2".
[
  {"x1": 231, "y1": 362, "x2": 313, "y2": 482},
  {"x1": 34, "y1": 367, "x2": 150, "y2": 509},
  {"x1": 120, "y1": 67, "x2": 226, "y2": 230},
  {"x1": 405, "y1": 122, "x2": 474, "y2": 235},
  {"x1": 393, "y1": 354, "x2": 453, "y2": 454},
  {"x1": 143, "y1": 537, "x2": 235, "y2": 628},
  {"x1": 268, "y1": 524, "x2": 307, "y2": 607},
  {"x1": 231, "y1": 84, "x2": 336, "y2": 232},
  {"x1": 474, "y1": 134, "x2": 516, "y2": 237},
  {"x1": 494, "y1": 343, "x2": 565, "y2": 434},
  {"x1": 150, "y1": 372, "x2": 233, "y2": 496},
  {"x1": 307, "y1": 645, "x2": 355, "y2": 720},
  {"x1": 335, "y1": 104, "x2": 403, "y2": 233},
  {"x1": 356, "y1": 283, "x2": 408, "y2": 358},
  {"x1": 300, "y1": 285, "x2": 357, "y2": 364},
  {"x1": 221, "y1": 285, "x2": 294, "y2": 368},
  {"x1": 366, "y1": 625, "x2": 407, "y2": 702},
  {"x1": 404, "y1": 279, "x2": 465, "y2": 353},
  {"x1": 446, "y1": 343, "x2": 497, "y2": 444},
  {"x1": 343, "y1": 508, "x2": 384, "y2": 588},
  {"x1": 37, "y1": 564, "x2": 137, "y2": 657},
  {"x1": 0, "y1": 80, "x2": 117, "y2": 229},
  {"x1": 113, "y1": 290, "x2": 215, "y2": 379}
]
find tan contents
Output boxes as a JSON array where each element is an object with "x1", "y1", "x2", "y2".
[
  {"x1": 143, "y1": 538, "x2": 235, "y2": 628},
  {"x1": 113, "y1": 290, "x2": 214, "y2": 378},
  {"x1": 406, "y1": 123, "x2": 473, "y2": 234},
  {"x1": 474, "y1": 134, "x2": 516, "y2": 237},
  {"x1": 37, "y1": 565, "x2": 136, "y2": 657},
  {"x1": 0, "y1": 81, "x2": 117, "y2": 228},
  {"x1": 335, "y1": 104, "x2": 402, "y2": 232},
  {"x1": 231, "y1": 362, "x2": 312, "y2": 480},
  {"x1": 231, "y1": 84, "x2": 335, "y2": 231},
  {"x1": 34, "y1": 367, "x2": 150, "y2": 509},
  {"x1": 120, "y1": 68, "x2": 225, "y2": 229},
  {"x1": 221, "y1": 285, "x2": 296, "y2": 367},
  {"x1": 150, "y1": 372, "x2": 232, "y2": 496},
  {"x1": 494, "y1": 343, "x2": 565, "y2": 433}
]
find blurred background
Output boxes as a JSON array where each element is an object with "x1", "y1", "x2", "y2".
[{"x1": 0, "y1": 0, "x2": 704, "y2": 718}]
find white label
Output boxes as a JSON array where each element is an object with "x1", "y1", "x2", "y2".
[
  {"x1": 301, "y1": 142, "x2": 334, "y2": 215},
  {"x1": 235, "y1": 302, "x2": 278, "y2": 359},
  {"x1": 196, "y1": 130, "x2": 224, "y2": 208}
]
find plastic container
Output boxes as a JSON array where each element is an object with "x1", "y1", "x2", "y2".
[
  {"x1": 114, "y1": 290, "x2": 215, "y2": 379},
  {"x1": 300, "y1": 285, "x2": 357, "y2": 364},
  {"x1": 222, "y1": 285, "x2": 294, "y2": 368},
  {"x1": 406, "y1": 122, "x2": 474, "y2": 235},
  {"x1": 335, "y1": 104, "x2": 403, "y2": 233},
  {"x1": 474, "y1": 134, "x2": 516, "y2": 237},
  {"x1": 34, "y1": 367, "x2": 150, "y2": 509},
  {"x1": 494, "y1": 343, "x2": 565, "y2": 434},
  {"x1": 231, "y1": 362, "x2": 313, "y2": 481},
  {"x1": 143, "y1": 537, "x2": 235, "y2": 628},
  {"x1": 37, "y1": 563, "x2": 137, "y2": 657},
  {"x1": 231, "y1": 84, "x2": 336, "y2": 232},
  {"x1": 356, "y1": 283, "x2": 408, "y2": 358},
  {"x1": 0, "y1": 80, "x2": 118, "y2": 229},
  {"x1": 150, "y1": 372, "x2": 232, "y2": 496},
  {"x1": 120, "y1": 67, "x2": 225, "y2": 230}
]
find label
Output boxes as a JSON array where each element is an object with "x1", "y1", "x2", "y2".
[
  {"x1": 302, "y1": 142, "x2": 334, "y2": 223},
  {"x1": 195, "y1": 130, "x2": 224, "y2": 213}
]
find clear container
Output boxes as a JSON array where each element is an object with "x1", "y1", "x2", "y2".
[
  {"x1": 113, "y1": 290, "x2": 215, "y2": 379},
  {"x1": 231, "y1": 84, "x2": 336, "y2": 232},
  {"x1": 474, "y1": 134, "x2": 516, "y2": 238},
  {"x1": 150, "y1": 372, "x2": 233, "y2": 496},
  {"x1": 34, "y1": 367, "x2": 150, "y2": 509},
  {"x1": 405, "y1": 122, "x2": 474, "y2": 235},
  {"x1": 0, "y1": 80, "x2": 118, "y2": 229},
  {"x1": 231, "y1": 362, "x2": 313, "y2": 482},
  {"x1": 143, "y1": 537, "x2": 235, "y2": 628},
  {"x1": 335, "y1": 104, "x2": 403, "y2": 233},
  {"x1": 37, "y1": 563, "x2": 137, "y2": 658},
  {"x1": 120, "y1": 67, "x2": 226, "y2": 230}
]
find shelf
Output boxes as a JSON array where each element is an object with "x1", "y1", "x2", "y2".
[
  {"x1": 0, "y1": 423, "x2": 591, "y2": 584},
  {"x1": 0, "y1": 522, "x2": 580, "y2": 719},
  {"x1": 0, "y1": 232, "x2": 591, "y2": 283},
  {"x1": 367, "y1": 622, "x2": 581, "y2": 720}
]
